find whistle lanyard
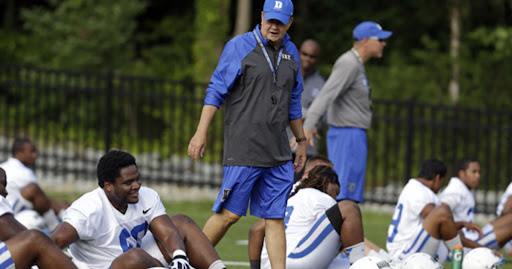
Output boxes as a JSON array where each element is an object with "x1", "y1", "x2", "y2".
[{"x1": 253, "y1": 29, "x2": 283, "y2": 84}]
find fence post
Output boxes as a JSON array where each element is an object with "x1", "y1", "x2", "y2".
[
  {"x1": 104, "y1": 69, "x2": 113, "y2": 153},
  {"x1": 404, "y1": 98, "x2": 414, "y2": 181}
]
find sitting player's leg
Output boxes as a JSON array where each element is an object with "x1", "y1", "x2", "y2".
[
  {"x1": 337, "y1": 200, "x2": 365, "y2": 264},
  {"x1": 6, "y1": 229, "x2": 78, "y2": 269},
  {"x1": 476, "y1": 214, "x2": 512, "y2": 249},
  {"x1": 490, "y1": 214, "x2": 512, "y2": 247},
  {"x1": 248, "y1": 219, "x2": 266, "y2": 269},
  {"x1": 421, "y1": 205, "x2": 466, "y2": 255},
  {"x1": 170, "y1": 214, "x2": 226, "y2": 269},
  {"x1": 110, "y1": 248, "x2": 162, "y2": 269}
]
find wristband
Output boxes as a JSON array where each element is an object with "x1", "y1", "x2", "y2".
[
  {"x1": 172, "y1": 249, "x2": 188, "y2": 261},
  {"x1": 296, "y1": 137, "x2": 307, "y2": 143}
]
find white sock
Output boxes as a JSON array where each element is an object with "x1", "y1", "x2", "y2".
[
  {"x1": 345, "y1": 242, "x2": 365, "y2": 264},
  {"x1": 208, "y1": 260, "x2": 226, "y2": 269},
  {"x1": 444, "y1": 234, "x2": 462, "y2": 251}
]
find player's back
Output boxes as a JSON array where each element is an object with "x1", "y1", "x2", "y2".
[{"x1": 386, "y1": 179, "x2": 440, "y2": 257}]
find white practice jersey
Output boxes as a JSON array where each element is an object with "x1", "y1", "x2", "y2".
[
  {"x1": 261, "y1": 188, "x2": 337, "y2": 269},
  {"x1": 0, "y1": 195, "x2": 14, "y2": 219},
  {"x1": 439, "y1": 177, "x2": 475, "y2": 223},
  {"x1": 386, "y1": 179, "x2": 440, "y2": 257},
  {"x1": 64, "y1": 186, "x2": 167, "y2": 269},
  {"x1": 0, "y1": 158, "x2": 38, "y2": 214},
  {"x1": 497, "y1": 182, "x2": 512, "y2": 216}
]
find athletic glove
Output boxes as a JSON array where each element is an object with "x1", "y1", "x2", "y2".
[{"x1": 168, "y1": 250, "x2": 190, "y2": 269}]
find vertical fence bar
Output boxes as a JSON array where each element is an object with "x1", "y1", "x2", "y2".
[
  {"x1": 404, "y1": 98, "x2": 414, "y2": 181},
  {"x1": 104, "y1": 70, "x2": 113, "y2": 153}
]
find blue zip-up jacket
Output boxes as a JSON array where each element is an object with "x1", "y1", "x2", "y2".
[{"x1": 204, "y1": 25, "x2": 303, "y2": 167}]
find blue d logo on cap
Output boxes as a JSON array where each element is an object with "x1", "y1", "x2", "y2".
[{"x1": 263, "y1": 0, "x2": 294, "y2": 25}]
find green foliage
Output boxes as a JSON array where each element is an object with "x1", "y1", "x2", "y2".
[
  {"x1": 20, "y1": 0, "x2": 146, "y2": 71},
  {"x1": 458, "y1": 26, "x2": 512, "y2": 109},
  {"x1": 131, "y1": 14, "x2": 196, "y2": 80},
  {"x1": 192, "y1": 0, "x2": 231, "y2": 82}
]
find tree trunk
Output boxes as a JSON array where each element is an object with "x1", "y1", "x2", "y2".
[
  {"x1": 233, "y1": 0, "x2": 252, "y2": 37},
  {"x1": 449, "y1": 1, "x2": 460, "y2": 103}
]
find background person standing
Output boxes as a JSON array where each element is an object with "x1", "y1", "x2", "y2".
[
  {"x1": 287, "y1": 39, "x2": 326, "y2": 180},
  {"x1": 303, "y1": 21, "x2": 392, "y2": 203}
]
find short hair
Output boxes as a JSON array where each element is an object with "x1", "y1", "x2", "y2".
[
  {"x1": 291, "y1": 165, "x2": 339, "y2": 197},
  {"x1": 418, "y1": 158, "x2": 447, "y2": 180},
  {"x1": 97, "y1": 150, "x2": 136, "y2": 188},
  {"x1": 457, "y1": 157, "x2": 478, "y2": 172},
  {"x1": 11, "y1": 137, "x2": 33, "y2": 156},
  {"x1": 305, "y1": 155, "x2": 333, "y2": 171}
]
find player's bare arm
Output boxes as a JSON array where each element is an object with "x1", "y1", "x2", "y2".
[
  {"x1": 188, "y1": 105, "x2": 219, "y2": 161},
  {"x1": 20, "y1": 183, "x2": 52, "y2": 214},
  {"x1": 455, "y1": 221, "x2": 484, "y2": 237},
  {"x1": 149, "y1": 214, "x2": 187, "y2": 258},
  {"x1": 50, "y1": 222, "x2": 79, "y2": 249},
  {"x1": 0, "y1": 213, "x2": 26, "y2": 241}
]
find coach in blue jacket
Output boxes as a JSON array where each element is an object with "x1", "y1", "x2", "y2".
[{"x1": 188, "y1": 0, "x2": 306, "y2": 268}]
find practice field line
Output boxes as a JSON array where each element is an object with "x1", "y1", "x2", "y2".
[{"x1": 224, "y1": 261, "x2": 250, "y2": 267}]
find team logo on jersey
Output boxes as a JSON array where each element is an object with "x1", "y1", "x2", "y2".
[
  {"x1": 221, "y1": 189, "x2": 231, "y2": 202},
  {"x1": 274, "y1": 1, "x2": 283, "y2": 10},
  {"x1": 281, "y1": 54, "x2": 291, "y2": 60},
  {"x1": 143, "y1": 207, "x2": 151, "y2": 214}
]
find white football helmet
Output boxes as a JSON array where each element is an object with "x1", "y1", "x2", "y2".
[
  {"x1": 350, "y1": 256, "x2": 392, "y2": 269},
  {"x1": 400, "y1": 252, "x2": 442, "y2": 269},
  {"x1": 463, "y1": 247, "x2": 505, "y2": 269}
]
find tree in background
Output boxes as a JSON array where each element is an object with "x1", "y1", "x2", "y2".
[
  {"x1": 20, "y1": 0, "x2": 146, "y2": 72},
  {"x1": 1, "y1": 0, "x2": 511, "y2": 108}
]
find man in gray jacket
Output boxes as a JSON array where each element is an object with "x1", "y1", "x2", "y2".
[{"x1": 303, "y1": 21, "x2": 392, "y2": 203}]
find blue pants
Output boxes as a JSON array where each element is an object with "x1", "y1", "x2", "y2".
[{"x1": 327, "y1": 127, "x2": 367, "y2": 202}]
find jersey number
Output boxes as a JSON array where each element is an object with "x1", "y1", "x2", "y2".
[
  {"x1": 284, "y1": 206, "x2": 294, "y2": 229},
  {"x1": 387, "y1": 203, "x2": 403, "y2": 243},
  {"x1": 119, "y1": 222, "x2": 149, "y2": 252}
]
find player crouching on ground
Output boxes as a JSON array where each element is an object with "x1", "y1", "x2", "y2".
[
  {"x1": 253, "y1": 165, "x2": 365, "y2": 268},
  {"x1": 386, "y1": 158, "x2": 498, "y2": 262},
  {"x1": 0, "y1": 167, "x2": 78, "y2": 269},
  {"x1": 50, "y1": 150, "x2": 226, "y2": 269}
]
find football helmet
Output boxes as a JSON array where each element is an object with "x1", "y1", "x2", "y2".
[
  {"x1": 462, "y1": 247, "x2": 505, "y2": 269},
  {"x1": 350, "y1": 256, "x2": 392, "y2": 269},
  {"x1": 400, "y1": 252, "x2": 442, "y2": 269}
]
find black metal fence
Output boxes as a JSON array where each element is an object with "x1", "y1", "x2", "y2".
[{"x1": 0, "y1": 64, "x2": 510, "y2": 214}]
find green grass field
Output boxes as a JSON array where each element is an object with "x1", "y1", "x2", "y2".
[{"x1": 50, "y1": 191, "x2": 511, "y2": 268}]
